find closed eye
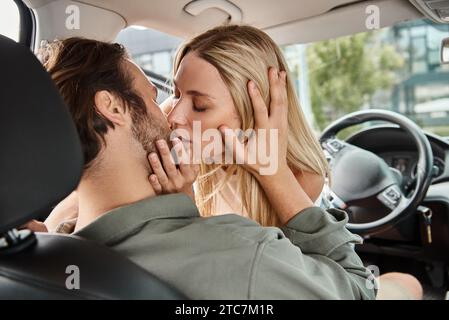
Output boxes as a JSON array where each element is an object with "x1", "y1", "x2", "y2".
[{"x1": 193, "y1": 105, "x2": 207, "y2": 112}]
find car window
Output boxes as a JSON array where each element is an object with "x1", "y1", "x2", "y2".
[
  {"x1": 0, "y1": 0, "x2": 20, "y2": 42},
  {"x1": 282, "y1": 18, "x2": 449, "y2": 137},
  {"x1": 117, "y1": 20, "x2": 449, "y2": 138},
  {"x1": 115, "y1": 26, "x2": 183, "y2": 104}
]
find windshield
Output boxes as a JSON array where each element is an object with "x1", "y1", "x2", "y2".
[
  {"x1": 117, "y1": 18, "x2": 449, "y2": 137},
  {"x1": 282, "y1": 18, "x2": 449, "y2": 137}
]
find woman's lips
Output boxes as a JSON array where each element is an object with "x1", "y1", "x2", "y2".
[{"x1": 178, "y1": 136, "x2": 192, "y2": 144}]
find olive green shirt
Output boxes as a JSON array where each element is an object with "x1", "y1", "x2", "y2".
[{"x1": 72, "y1": 193, "x2": 376, "y2": 300}]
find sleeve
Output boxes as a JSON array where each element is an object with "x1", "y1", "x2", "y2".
[{"x1": 248, "y1": 207, "x2": 377, "y2": 300}]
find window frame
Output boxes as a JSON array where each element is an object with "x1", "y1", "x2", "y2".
[{"x1": 13, "y1": 0, "x2": 35, "y2": 48}]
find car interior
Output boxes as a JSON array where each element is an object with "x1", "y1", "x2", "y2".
[{"x1": 1, "y1": 0, "x2": 449, "y2": 300}]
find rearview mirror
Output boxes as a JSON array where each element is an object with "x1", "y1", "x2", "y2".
[{"x1": 441, "y1": 37, "x2": 449, "y2": 64}]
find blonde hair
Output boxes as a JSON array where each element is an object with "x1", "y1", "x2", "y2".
[{"x1": 174, "y1": 25, "x2": 329, "y2": 227}]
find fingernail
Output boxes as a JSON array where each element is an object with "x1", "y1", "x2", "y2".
[
  {"x1": 157, "y1": 140, "x2": 166, "y2": 148},
  {"x1": 150, "y1": 153, "x2": 158, "y2": 161},
  {"x1": 248, "y1": 81, "x2": 255, "y2": 91},
  {"x1": 150, "y1": 175, "x2": 156, "y2": 181}
]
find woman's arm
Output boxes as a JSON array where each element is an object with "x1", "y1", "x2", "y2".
[
  {"x1": 257, "y1": 167, "x2": 314, "y2": 224},
  {"x1": 44, "y1": 191, "x2": 79, "y2": 232},
  {"x1": 220, "y1": 67, "x2": 318, "y2": 223},
  {"x1": 293, "y1": 170, "x2": 325, "y2": 203}
]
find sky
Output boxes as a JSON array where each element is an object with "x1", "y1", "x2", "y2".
[{"x1": 0, "y1": 1, "x2": 20, "y2": 41}]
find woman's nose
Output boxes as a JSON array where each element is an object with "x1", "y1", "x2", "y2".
[{"x1": 167, "y1": 100, "x2": 189, "y2": 128}]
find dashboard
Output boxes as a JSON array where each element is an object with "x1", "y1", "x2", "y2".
[
  {"x1": 381, "y1": 152, "x2": 445, "y2": 180},
  {"x1": 346, "y1": 125, "x2": 449, "y2": 186}
]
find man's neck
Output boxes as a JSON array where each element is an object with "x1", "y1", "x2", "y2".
[{"x1": 74, "y1": 148, "x2": 155, "y2": 232}]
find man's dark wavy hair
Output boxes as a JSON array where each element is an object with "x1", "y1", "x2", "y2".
[{"x1": 40, "y1": 37, "x2": 146, "y2": 168}]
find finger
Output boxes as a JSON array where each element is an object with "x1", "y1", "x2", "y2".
[
  {"x1": 268, "y1": 68, "x2": 284, "y2": 117},
  {"x1": 280, "y1": 71, "x2": 288, "y2": 104},
  {"x1": 173, "y1": 138, "x2": 197, "y2": 184},
  {"x1": 219, "y1": 125, "x2": 246, "y2": 165},
  {"x1": 149, "y1": 174, "x2": 163, "y2": 194},
  {"x1": 248, "y1": 80, "x2": 268, "y2": 128},
  {"x1": 148, "y1": 152, "x2": 170, "y2": 188},
  {"x1": 277, "y1": 71, "x2": 288, "y2": 124},
  {"x1": 281, "y1": 70, "x2": 287, "y2": 85},
  {"x1": 156, "y1": 139, "x2": 179, "y2": 180},
  {"x1": 178, "y1": 154, "x2": 197, "y2": 182},
  {"x1": 172, "y1": 138, "x2": 191, "y2": 175}
]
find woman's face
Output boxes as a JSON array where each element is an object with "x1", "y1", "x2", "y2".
[{"x1": 167, "y1": 52, "x2": 241, "y2": 159}]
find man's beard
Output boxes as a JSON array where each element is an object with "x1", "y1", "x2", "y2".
[{"x1": 130, "y1": 108, "x2": 171, "y2": 154}]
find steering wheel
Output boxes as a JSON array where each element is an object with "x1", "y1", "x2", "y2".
[{"x1": 319, "y1": 109, "x2": 434, "y2": 236}]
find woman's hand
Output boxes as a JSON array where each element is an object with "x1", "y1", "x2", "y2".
[
  {"x1": 148, "y1": 138, "x2": 199, "y2": 201},
  {"x1": 219, "y1": 67, "x2": 314, "y2": 224},
  {"x1": 219, "y1": 67, "x2": 289, "y2": 179}
]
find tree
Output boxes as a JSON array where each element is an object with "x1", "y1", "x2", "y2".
[{"x1": 307, "y1": 31, "x2": 404, "y2": 129}]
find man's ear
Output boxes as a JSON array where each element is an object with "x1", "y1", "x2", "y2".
[{"x1": 94, "y1": 90, "x2": 127, "y2": 126}]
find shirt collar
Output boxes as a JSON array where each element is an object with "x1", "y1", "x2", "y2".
[{"x1": 73, "y1": 193, "x2": 199, "y2": 245}]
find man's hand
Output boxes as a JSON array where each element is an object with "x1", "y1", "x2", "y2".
[{"x1": 148, "y1": 138, "x2": 199, "y2": 201}]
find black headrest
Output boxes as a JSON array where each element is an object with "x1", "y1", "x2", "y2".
[{"x1": 0, "y1": 35, "x2": 83, "y2": 233}]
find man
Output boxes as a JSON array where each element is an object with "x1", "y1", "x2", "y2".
[{"x1": 37, "y1": 37, "x2": 375, "y2": 299}]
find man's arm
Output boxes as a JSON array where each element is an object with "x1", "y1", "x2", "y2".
[{"x1": 248, "y1": 206, "x2": 376, "y2": 299}]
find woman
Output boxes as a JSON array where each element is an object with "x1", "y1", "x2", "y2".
[{"x1": 156, "y1": 25, "x2": 328, "y2": 227}]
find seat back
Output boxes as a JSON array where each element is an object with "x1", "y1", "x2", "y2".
[
  {"x1": 0, "y1": 233, "x2": 185, "y2": 299},
  {"x1": 0, "y1": 34, "x2": 185, "y2": 300}
]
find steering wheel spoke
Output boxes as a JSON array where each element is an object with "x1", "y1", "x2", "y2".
[
  {"x1": 321, "y1": 138, "x2": 347, "y2": 160},
  {"x1": 376, "y1": 184, "x2": 404, "y2": 211}
]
